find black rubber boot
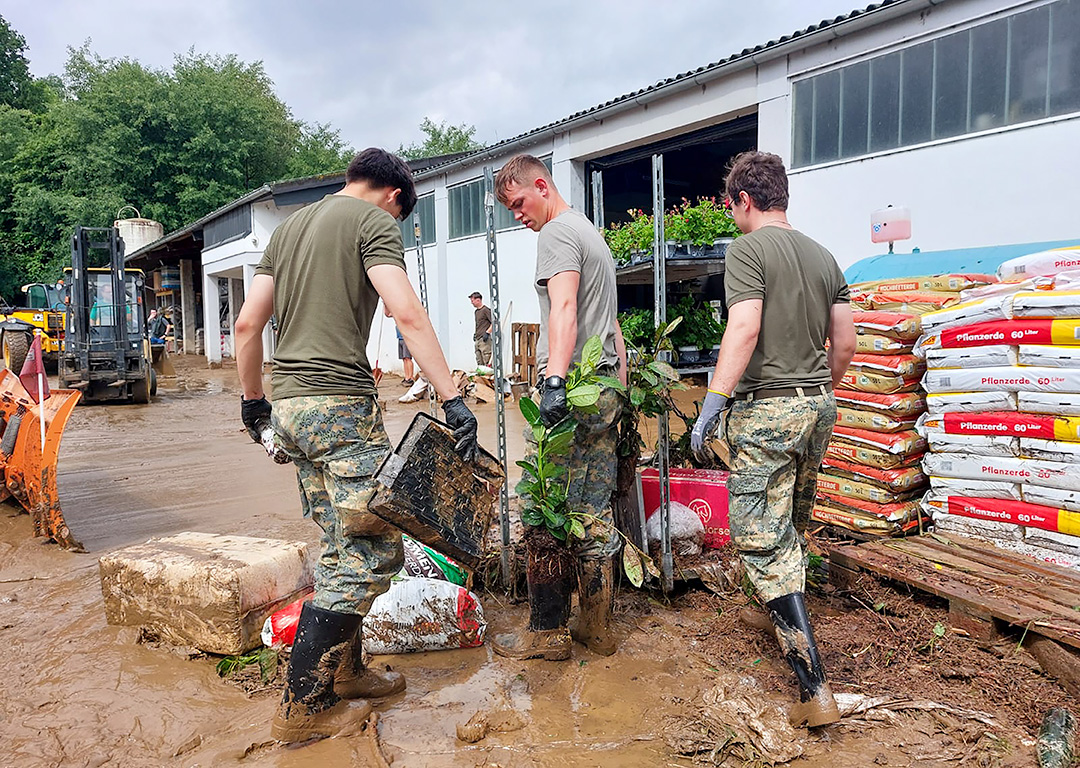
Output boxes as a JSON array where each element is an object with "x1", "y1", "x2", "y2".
[
  {"x1": 334, "y1": 623, "x2": 406, "y2": 699},
  {"x1": 271, "y1": 602, "x2": 373, "y2": 743},
  {"x1": 493, "y1": 541, "x2": 573, "y2": 660},
  {"x1": 571, "y1": 557, "x2": 618, "y2": 656},
  {"x1": 765, "y1": 592, "x2": 841, "y2": 728}
]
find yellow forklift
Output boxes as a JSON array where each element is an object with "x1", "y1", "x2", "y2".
[
  {"x1": 59, "y1": 227, "x2": 157, "y2": 403},
  {"x1": 0, "y1": 282, "x2": 65, "y2": 372}
]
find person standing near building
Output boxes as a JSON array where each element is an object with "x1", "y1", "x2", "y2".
[
  {"x1": 234, "y1": 148, "x2": 479, "y2": 744},
  {"x1": 395, "y1": 323, "x2": 416, "y2": 386},
  {"x1": 492, "y1": 154, "x2": 628, "y2": 660},
  {"x1": 690, "y1": 151, "x2": 856, "y2": 727},
  {"x1": 470, "y1": 292, "x2": 493, "y2": 367}
]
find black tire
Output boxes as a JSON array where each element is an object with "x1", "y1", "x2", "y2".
[
  {"x1": 149, "y1": 367, "x2": 158, "y2": 397},
  {"x1": 2, "y1": 331, "x2": 30, "y2": 373},
  {"x1": 131, "y1": 375, "x2": 150, "y2": 404}
]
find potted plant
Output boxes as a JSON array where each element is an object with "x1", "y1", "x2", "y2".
[
  {"x1": 618, "y1": 308, "x2": 654, "y2": 360},
  {"x1": 665, "y1": 198, "x2": 739, "y2": 258}
]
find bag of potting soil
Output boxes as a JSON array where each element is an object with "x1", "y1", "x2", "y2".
[
  {"x1": 861, "y1": 290, "x2": 962, "y2": 314},
  {"x1": 921, "y1": 494, "x2": 1080, "y2": 537},
  {"x1": 997, "y1": 245, "x2": 1080, "y2": 283},
  {"x1": 836, "y1": 405, "x2": 917, "y2": 433},
  {"x1": 1011, "y1": 290, "x2": 1080, "y2": 319},
  {"x1": 834, "y1": 389, "x2": 926, "y2": 417},
  {"x1": 929, "y1": 475, "x2": 1022, "y2": 501},
  {"x1": 401, "y1": 534, "x2": 470, "y2": 586},
  {"x1": 815, "y1": 490, "x2": 923, "y2": 523},
  {"x1": 1018, "y1": 345, "x2": 1080, "y2": 369},
  {"x1": 856, "y1": 334, "x2": 914, "y2": 355},
  {"x1": 821, "y1": 456, "x2": 927, "y2": 491},
  {"x1": 852, "y1": 311, "x2": 922, "y2": 340},
  {"x1": 832, "y1": 425, "x2": 926, "y2": 456},
  {"x1": 925, "y1": 345, "x2": 1017, "y2": 370},
  {"x1": 925, "y1": 391, "x2": 1016, "y2": 415},
  {"x1": 825, "y1": 437, "x2": 923, "y2": 469},
  {"x1": 816, "y1": 473, "x2": 923, "y2": 505},
  {"x1": 921, "y1": 411, "x2": 1080, "y2": 443},
  {"x1": 923, "y1": 318, "x2": 1080, "y2": 351},
  {"x1": 926, "y1": 431, "x2": 1019, "y2": 458},
  {"x1": 839, "y1": 368, "x2": 922, "y2": 394},
  {"x1": 922, "y1": 452, "x2": 1080, "y2": 492},
  {"x1": 923, "y1": 366, "x2": 1080, "y2": 395},
  {"x1": 1020, "y1": 437, "x2": 1080, "y2": 463},
  {"x1": 919, "y1": 294, "x2": 1015, "y2": 334},
  {"x1": 1018, "y1": 391, "x2": 1080, "y2": 416},
  {"x1": 848, "y1": 353, "x2": 924, "y2": 377},
  {"x1": 870, "y1": 274, "x2": 997, "y2": 294},
  {"x1": 811, "y1": 502, "x2": 908, "y2": 535},
  {"x1": 1023, "y1": 483, "x2": 1080, "y2": 514}
]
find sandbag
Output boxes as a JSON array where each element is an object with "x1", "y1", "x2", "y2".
[
  {"x1": 926, "y1": 432, "x2": 1019, "y2": 458},
  {"x1": 929, "y1": 475, "x2": 1022, "y2": 501},
  {"x1": 925, "y1": 391, "x2": 1017, "y2": 415},
  {"x1": 1018, "y1": 345, "x2": 1080, "y2": 369},
  {"x1": 920, "y1": 411, "x2": 1080, "y2": 443},
  {"x1": 852, "y1": 311, "x2": 922, "y2": 340},
  {"x1": 836, "y1": 406, "x2": 917, "y2": 433},
  {"x1": 832, "y1": 426, "x2": 926, "y2": 456},
  {"x1": 1020, "y1": 437, "x2": 1080, "y2": 463},
  {"x1": 834, "y1": 389, "x2": 926, "y2": 417},
  {"x1": 1018, "y1": 391, "x2": 1080, "y2": 416},
  {"x1": 856, "y1": 334, "x2": 915, "y2": 355},
  {"x1": 1011, "y1": 290, "x2": 1080, "y2": 319},
  {"x1": 821, "y1": 456, "x2": 927, "y2": 492},
  {"x1": 816, "y1": 473, "x2": 922, "y2": 505},
  {"x1": 923, "y1": 366, "x2": 1080, "y2": 394},
  {"x1": 922, "y1": 452, "x2": 1080, "y2": 492},
  {"x1": 849, "y1": 353, "x2": 924, "y2": 377},
  {"x1": 920, "y1": 294, "x2": 1014, "y2": 334},
  {"x1": 925, "y1": 345, "x2": 1016, "y2": 370},
  {"x1": 840, "y1": 368, "x2": 922, "y2": 394},
  {"x1": 826, "y1": 438, "x2": 923, "y2": 469},
  {"x1": 997, "y1": 245, "x2": 1080, "y2": 283}
]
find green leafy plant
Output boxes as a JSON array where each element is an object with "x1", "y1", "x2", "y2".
[
  {"x1": 216, "y1": 647, "x2": 279, "y2": 682},
  {"x1": 618, "y1": 308, "x2": 654, "y2": 349},
  {"x1": 669, "y1": 295, "x2": 725, "y2": 350},
  {"x1": 603, "y1": 208, "x2": 655, "y2": 263},
  {"x1": 665, "y1": 197, "x2": 740, "y2": 245}
]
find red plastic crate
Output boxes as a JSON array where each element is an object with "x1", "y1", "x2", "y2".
[{"x1": 641, "y1": 467, "x2": 730, "y2": 549}]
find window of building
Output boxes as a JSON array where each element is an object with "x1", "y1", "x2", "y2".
[
  {"x1": 447, "y1": 157, "x2": 553, "y2": 239},
  {"x1": 399, "y1": 194, "x2": 436, "y2": 249},
  {"x1": 792, "y1": 0, "x2": 1080, "y2": 167}
]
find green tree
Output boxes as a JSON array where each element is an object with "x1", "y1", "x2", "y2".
[{"x1": 398, "y1": 117, "x2": 483, "y2": 160}]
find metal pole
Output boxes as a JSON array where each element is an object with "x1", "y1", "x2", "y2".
[
  {"x1": 413, "y1": 212, "x2": 437, "y2": 417},
  {"x1": 591, "y1": 170, "x2": 604, "y2": 229},
  {"x1": 652, "y1": 153, "x2": 673, "y2": 593},
  {"x1": 484, "y1": 167, "x2": 512, "y2": 588}
]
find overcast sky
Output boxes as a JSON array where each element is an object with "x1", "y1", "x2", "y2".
[{"x1": 6, "y1": 0, "x2": 863, "y2": 152}]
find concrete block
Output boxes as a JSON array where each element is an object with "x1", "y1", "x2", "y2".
[{"x1": 100, "y1": 532, "x2": 316, "y2": 654}]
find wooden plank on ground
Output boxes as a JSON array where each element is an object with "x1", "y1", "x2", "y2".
[{"x1": 829, "y1": 541, "x2": 1080, "y2": 650}]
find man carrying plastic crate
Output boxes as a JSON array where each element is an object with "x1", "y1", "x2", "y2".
[
  {"x1": 690, "y1": 151, "x2": 856, "y2": 727},
  {"x1": 492, "y1": 154, "x2": 629, "y2": 661},
  {"x1": 234, "y1": 148, "x2": 479, "y2": 743}
]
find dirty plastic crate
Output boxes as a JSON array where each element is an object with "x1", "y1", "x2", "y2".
[
  {"x1": 99, "y1": 532, "x2": 316, "y2": 655},
  {"x1": 370, "y1": 412, "x2": 503, "y2": 569}
]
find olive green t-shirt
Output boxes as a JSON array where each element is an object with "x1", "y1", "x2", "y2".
[
  {"x1": 254, "y1": 195, "x2": 406, "y2": 400},
  {"x1": 724, "y1": 226, "x2": 850, "y2": 394}
]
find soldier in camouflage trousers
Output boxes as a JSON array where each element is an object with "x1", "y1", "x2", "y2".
[{"x1": 690, "y1": 152, "x2": 855, "y2": 727}]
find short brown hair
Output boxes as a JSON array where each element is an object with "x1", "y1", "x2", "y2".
[
  {"x1": 494, "y1": 154, "x2": 552, "y2": 204},
  {"x1": 724, "y1": 151, "x2": 789, "y2": 212},
  {"x1": 346, "y1": 148, "x2": 418, "y2": 219}
]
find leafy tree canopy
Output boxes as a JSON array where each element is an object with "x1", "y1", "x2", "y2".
[
  {"x1": 398, "y1": 117, "x2": 483, "y2": 161},
  {"x1": 0, "y1": 24, "x2": 356, "y2": 300}
]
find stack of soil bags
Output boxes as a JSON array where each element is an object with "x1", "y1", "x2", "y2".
[
  {"x1": 916, "y1": 248, "x2": 1080, "y2": 569},
  {"x1": 813, "y1": 274, "x2": 997, "y2": 536}
]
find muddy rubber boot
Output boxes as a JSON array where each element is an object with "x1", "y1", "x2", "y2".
[
  {"x1": 493, "y1": 561, "x2": 573, "y2": 661},
  {"x1": 271, "y1": 602, "x2": 373, "y2": 743},
  {"x1": 738, "y1": 605, "x2": 775, "y2": 636},
  {"x1": 765, "y1": 592, "x2": 841, "y2": 728},
  {"x1": 571, "y1": 557, "x2": 618, "y2": 656},
  {"x1": 334, "y1": 624, "x2": 406, "y2": 700}
]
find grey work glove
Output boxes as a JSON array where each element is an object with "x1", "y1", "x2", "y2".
[
  {"x1": 538, "y1": 375, "x2": 569, "y2": 428},
  {"x1": 241, "y1": 396, "x2": 272, "y2": 443},
  {"x1": 690, "y1": 390, "x2": 731, "y2": 463},
  {"x1": 442, "y1": 396, "x2": 479, "y2": 462}
]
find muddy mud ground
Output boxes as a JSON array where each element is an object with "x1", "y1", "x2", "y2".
[{"x1": 0, "y1": 357, "x2": 1073, "y2": 766}]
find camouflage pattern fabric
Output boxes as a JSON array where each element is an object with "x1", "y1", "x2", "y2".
[
  {"x1": 524, "y1": 385, "x2": 624, "y2": 560},
  {"x1": 724, "y1": 394, "x2": 836, "y2": 602},
  {"x1": 273, "y1": 394, "x2": 404, "y2": 615}
]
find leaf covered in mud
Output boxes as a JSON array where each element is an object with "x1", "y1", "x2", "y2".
[{"x1": 622, "y1": 546, "x2": 645, "y2": 588}]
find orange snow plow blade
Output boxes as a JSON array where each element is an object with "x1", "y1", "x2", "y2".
[{"x1": 0, "y1": 369, "x2": 83, "y2": 551}]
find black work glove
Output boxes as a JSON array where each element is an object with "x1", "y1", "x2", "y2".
[
  {"x1": 538, "y1": 375, "x2": 569, "y2": 428},
  {"x1": 241, "y1": 396, "x2": 272, "y2": 443},
  {"x1": 442, "y1": 396, "x2": 479, "y2": 462}
]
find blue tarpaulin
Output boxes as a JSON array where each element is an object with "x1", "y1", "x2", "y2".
[{"x1": 844, "y1": 239, "x2": 1080, "y2": 284}]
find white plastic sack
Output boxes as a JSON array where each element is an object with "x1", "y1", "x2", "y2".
[
  {"x1": 925, "y1": 345, "x2": 1016, "y2": 370},
  {"x1": 929, "y1": 475, "x2": 1021, "y2": 501},
  {"x1": 922, "y1": 452, "x2": 1080, "y2": 492},
  {"x1": 1019, "y1": 437, "x2": 1080, "y2": 463},
  {"x1": 363, "y1": 577, "x2": 486, "y2": 654},
  {"x1": 1022, "y1": 484, "x2": 1080, "y2": 514},
  {"x1": 1011, "y1": 290, "x2": 1080, "y2": 319},
  {"x1": 1017, "y1": 391, "x2": 1080, "y2": 416},
  {"x1": 646, "y1": 501, "x2": 705, "y2": 556},
  {"x1": 922, "y1": 366, "x2": 1080, "y2": 394},
  {"x1": 925, "y1": 391, "x2": 1016, "y2": 415},
  {"x1": 1017, "y1": 345, "x2": 1080, "y2": 368},
  {"x1": 927, "y1": 432, "x2": 1019, "y2": 458},
  {"x1": 398, "y1": 376, "x2": 430, "y2": 403},
  {"x1": 1024, "y1": 526, "x2": 1080, "y2": 556},
  {"x1": 919, "y1": 294, "x2": 1014, "y2": 334},
  {"x1": 997, "y1": 246, "x2": 1080, "y2": 283},
  {"x1": 929, "y1": 510, "x2": 1023, "y2": 542}
]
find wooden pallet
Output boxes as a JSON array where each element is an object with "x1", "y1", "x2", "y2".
[
  {"x1": 511, "y1": 323, "x2": 539, "y2": 385},
  {"x1": 828, "y1": 533, "x2": 1080, "y2": 651}
]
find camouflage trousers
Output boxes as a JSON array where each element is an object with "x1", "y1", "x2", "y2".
[
  {"x1": 725, "y1": 392, "x2": 836, "y2": 602},
  {"x1": 523, "y1": 386, "x2": 624, "y2": 561},
  {"x1": 272, "y1": 395, "x2": 404, "y2": 615}
]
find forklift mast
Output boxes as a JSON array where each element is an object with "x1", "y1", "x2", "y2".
[{"x1": 68, "y1": 226, "x2": 130, "y2": 378}]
